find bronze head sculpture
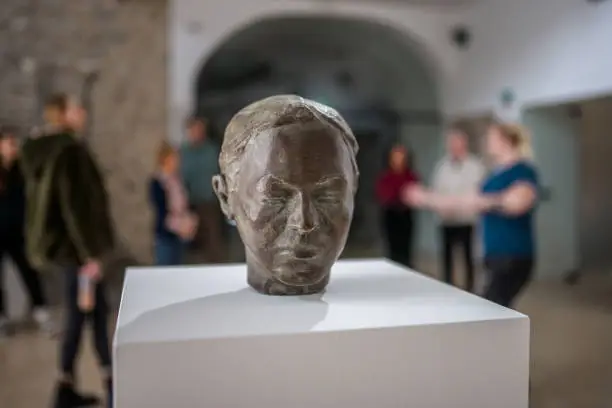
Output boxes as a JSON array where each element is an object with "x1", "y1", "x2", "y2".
[{"x1": 212, "y1": 95, "x2": 359, "y2": 296}]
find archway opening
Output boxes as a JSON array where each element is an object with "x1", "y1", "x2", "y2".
[{"x1": 195, "y1": 15, "x2": 442, "y2": 261}]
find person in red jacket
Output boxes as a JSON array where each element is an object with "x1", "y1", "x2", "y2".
[{"x1": 376, "y1": 145, "x2": 419, "y2": 268}]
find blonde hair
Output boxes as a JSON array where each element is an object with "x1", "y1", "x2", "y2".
[
  {"x1": 492, "y1": 122, "x2": 534, "y2": 160},
  {"x1": 156, "y1": 141, "x2": 176, "y2": 168}
]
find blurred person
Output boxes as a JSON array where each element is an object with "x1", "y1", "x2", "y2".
[
  {"x1": 20, "y1": 94, "x2": 115, "y2": 408},
  {"x1": 0, "y1": 127, "x2": 52, "y2": 336},
  {"x1": 150, "y1": 141, "x2": 198, "y2": 265},
  {"x1": 432, "y1": 127, "x2": 485, "y2": 291},
  {"x1": 405, "y1": 122, "x2": 539, "y2": 308},
  {"x1": 180, "y1": 117, "x2": 225, "y2": 263},
  {"x1": 375, "y1": 145, "x2": 419, "y2": 268}
]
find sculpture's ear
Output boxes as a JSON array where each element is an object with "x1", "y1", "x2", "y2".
[{"x1": 212, "y1": 174, "x2": 234, "y2": 220}]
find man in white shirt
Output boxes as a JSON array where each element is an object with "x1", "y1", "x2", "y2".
[{"x1": 432, "y1": 127, "x2": 486, "y2": 292}]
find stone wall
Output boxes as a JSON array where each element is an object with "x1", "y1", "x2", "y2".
[{"x1": 0, "y1": 0, "x2": 168, "y2": 264}]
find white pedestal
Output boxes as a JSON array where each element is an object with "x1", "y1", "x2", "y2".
[{"x1": 114, "y1": 259, "x2": 529, "y2": 408}]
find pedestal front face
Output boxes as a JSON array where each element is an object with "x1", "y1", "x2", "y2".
[{"x1": 114, "y1": 260, "x2": 530, "y2": 408}]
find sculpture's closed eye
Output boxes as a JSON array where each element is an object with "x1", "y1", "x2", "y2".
[
  {"x1": 314, "y1": 192, "x2": 343, "y2": 205},
  {"x1": 312, "y1": 177, "x2": 347, "y2": 205},
  {"x1": 264, "y1": 182, "x2": 292, "y2": 203},
  {"x1": 263, "y1": 196, "x2": 289, "y2": 206}
]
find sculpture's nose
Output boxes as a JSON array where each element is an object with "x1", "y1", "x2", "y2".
[{"x1": 288, "y1": 193, "x2": 318, "y2": 234}]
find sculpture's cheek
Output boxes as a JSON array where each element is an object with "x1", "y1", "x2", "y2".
[
  {"x1": 235, "y1": 213, "x2": 283, "y2": 248},
  {"x1": 322, "y1": 204, "x2": 352, "y2": 227}
]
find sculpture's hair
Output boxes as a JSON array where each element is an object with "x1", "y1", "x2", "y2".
[{"x1": 219, "y1": 95, "x2": 359, "y2": 192}]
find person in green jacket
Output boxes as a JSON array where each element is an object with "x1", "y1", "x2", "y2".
[{"x1": 21, "y1": 94, "x2": 114, "y2": 408}]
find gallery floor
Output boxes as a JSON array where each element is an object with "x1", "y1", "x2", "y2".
[{"x1": 1, "y1": 263, "x2": 611, "y2": 408}]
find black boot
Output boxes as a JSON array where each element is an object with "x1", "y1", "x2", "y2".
[{"x1": 53, "y1": 381, "x2": 100, "y2": 408}]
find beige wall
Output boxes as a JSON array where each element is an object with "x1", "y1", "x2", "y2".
[
  {"x1": 90, "y1": 2, "x2": 167, "y2": 264},
  {"x1": 578, "y1": 97, "x2": 612, "y2": 271},
  {"x1": 520, "y1": 97, "x2": 612, "y2": 277},
  {"x1": 523, "y1": 106, "x2": 579, "y2": 279}
]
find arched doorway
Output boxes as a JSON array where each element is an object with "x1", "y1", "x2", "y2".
[{"x1": 194, "y1": 16, "x2": 441, "y2": 261}]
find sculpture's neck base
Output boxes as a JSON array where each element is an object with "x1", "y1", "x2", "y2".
[{"x1": 246, "y1": 263, "x2": 329, "y2": 296}]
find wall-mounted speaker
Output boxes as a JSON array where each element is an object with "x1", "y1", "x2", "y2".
[
  {"x1": 334, "y1": 70, "x2": 354, "y2": 88},
  {"x1": 451, "y1": 26, "x2": 471, "y2": 49}
]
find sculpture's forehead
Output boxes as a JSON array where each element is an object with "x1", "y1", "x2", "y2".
[
  {"x1": 225, "y1": 95, "x2": 351, "y2": 143},
  {"x1": 241, "y1": 123, "x2": 353, "y2": 184}
]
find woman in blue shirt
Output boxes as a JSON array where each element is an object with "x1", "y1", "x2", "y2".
[
  {"x1": 149, "y1": 142, "x2": 198, "y2": 265},
  {"x1": 405, "y1": 122, "x2": 539, "y2": 308}
]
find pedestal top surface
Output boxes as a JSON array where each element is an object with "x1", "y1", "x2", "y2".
[{"x1": 115, "y1": 259, "x2": 525, "y2": 345}]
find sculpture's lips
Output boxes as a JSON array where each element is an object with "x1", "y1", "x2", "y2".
[
  {"x1": 277, "y1": 247, "x2": 320, "y2": 262},
  {"x1": 273, "y1": 247, "x2": 328, "y2": 287}
]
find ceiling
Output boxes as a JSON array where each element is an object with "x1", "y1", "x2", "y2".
[
  {"x1": 200, "y1": 16, "x2": 432, "y2": 77},
  {"x1": 196, "y1": 16, "x2": 440, "y2": 126}
]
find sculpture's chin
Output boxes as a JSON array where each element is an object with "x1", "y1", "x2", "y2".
[
  {"x1": 273, "y1": 265, "x2": 329, "y2": 287},
  {"x1": 245, "y1": 249, "x2": 333, "y2": 295}
]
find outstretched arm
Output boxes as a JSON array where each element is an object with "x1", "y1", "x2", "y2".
[
  {"x1": 410, "y1": 188, "x2": 497, "y2": 214},
  {"x1": 496, "y1": 182, "x2": 537, "y2": 216},
  {"x1": 458, "y1": 164, "x2": 538, "y2": 216},
  {"x1": 404, "y1": 182, "x2": 536, "y2": 216}
]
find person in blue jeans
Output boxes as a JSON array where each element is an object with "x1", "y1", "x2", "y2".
[
  {"x1": 405, "y1": 121, "x2": 539, "y2": 309},
  {"x1": 150, "y1": 142, "x2": 198, "y2": 266}
]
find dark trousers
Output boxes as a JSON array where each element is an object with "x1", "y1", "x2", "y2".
[
  {"x1": 0, "y1": 232, "x2": 46, "y2": 315},
  {"x1": 60, "y1": 266, "x2": 111, "y2": 376},
  {"x1": 154, "y1": 234, "x2": 184, "y2": 266},
  {"x1": 483, "y1": 257, "x2": 534, "y2": 308},
  {"x1": 192, "y1": 201, "x2": 225, "y2": 263},
  {"x1": 440, "y1": 225, "x2": 475, "y2": 292},
  {"x1": 382, "y1": 207, "x2": 414, "y2": 268}
]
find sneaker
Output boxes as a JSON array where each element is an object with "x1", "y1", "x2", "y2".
[
  {"x1": 72, "y1": 390, "x2": 100, "y2": 407},
  {"x1": 32, "y1": 307, "x2": 56, "y2": 336},
  {"x1": 52, "y1": 381, "x2": 100, "y2": 408}
]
